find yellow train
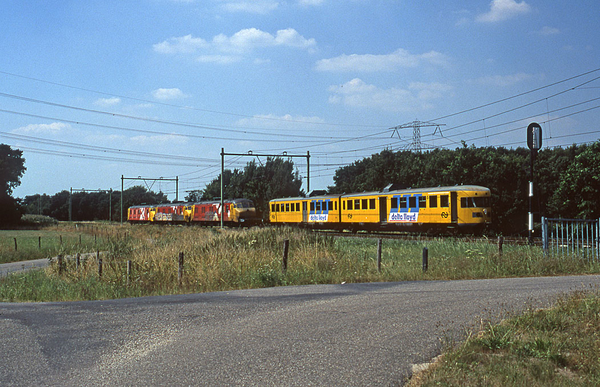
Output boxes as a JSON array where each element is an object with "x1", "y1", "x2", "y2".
[{"x1": 269, "y1": 185, "x2": 491, "y2": 233}]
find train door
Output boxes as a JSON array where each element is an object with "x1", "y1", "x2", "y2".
[
  {"x1": 302, "y1": 201, "x2": 308, "y2": 223},
  {"x1": 451, "y1": 192, "x2": 458, "y2": 223},
  {"x1": 379, "y1": 197, "x2": 387, "y2": 223}
]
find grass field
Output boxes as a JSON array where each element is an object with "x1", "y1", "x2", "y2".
[
  {"x1": 0, "y1": 225, "x2": 112, "y2": 264},
  {"x1": 1, "y1": 223, "x2": 599, "y2": 301}
]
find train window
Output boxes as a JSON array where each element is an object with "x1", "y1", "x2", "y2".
[
  {"x1": 391, "y1": 197, "x2": 398, "y2": 209},
  {"x1": 429, "y1": 196, "x2": 437, "y2": 208},
  {"x1": 461, "y1": 197, "x2": 490, "y2": 208},
  {"x1": 335, "y1": 201, "x2": 338, "y2": 211},
  {"x1": 409, "y1": 196, "x2": 417, "y2": 208},
  {"x1": 362, "y1": 199, "x2": 367, "y2": 210},
  {"x1": 276, "y1": 204, "x2": 280, "y2": 212},
  {"x1": 286, "y1": 203, "x2": 290, "y2": 212},
  {"x1": 271, "y1": 204, "x2": 275, "y2": 212},
  {"x1": 316, "y1": 202, "x2": 321, "y2": 211},
  {"x1": 355, "y1": 199, "x2": 361, "y2": 210},
  {"x1": 296, "y1": 203, "x2": 300, "y2": 211},
  {"x1": 347, "y1": 200, "x2": 353, "y2": 210},
  {"x1": 440, "y1": 195, "x2": 449, "y2": 208},
  {"x1": 400, "y1": 197, "x2": 407, "y2": 208},
  {"x1": 419, "y1": 196, "x2": 426, "y2": 208},
  {"x1": 343, "y1": 201, "x2": 346, "y2": 210},
  {"x1": 369, "y1": 198, "x2": 376, "y2": 209},
  {"x1": 310, "y1": 202, "x2": 315, "y2": 211}
]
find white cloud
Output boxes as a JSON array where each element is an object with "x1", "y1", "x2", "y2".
[
  {"x1": 236, "y1": 113, "x2": 325, "y2": 129},
  {"x1": 212, "y1": 28, "x2": 316, "y2": 53},
  {"x1": 220, "y1": 1, "x2": 279, "y2": 14},
  {"x1": 197, "y1": 54, "x2": 242, "y2": 64},
  {"x1": 476, "y1": 0, "x2": 531, "y2": 23},
  {"x1": 13, "y1": 122, "x2": 72, "y2": 135},
  {"x1": 154, "y1": 28, "x2": 316, "y2": 63},
  {"x1": 476, "y1": 73, "x2": 534, "y2": 87},
  {"x1": 94, "y1": 97, "x2": 121, "y2": 107},
  {"x1": 153, "y1": 34, "x2": 208, "y2": 54},
  {"x1": 327, "y1": 78, "x2": 449, "y2": 113},
  {"x1": 409, "y1": 82, "x2": 453, "y2": 100},
  {"x1": 151, "y1": 88, "x2": 188, "y2": 100},
  {"x1": 315, "y1": 48, "x2": 448, "y2": 72},
  {"x1": 129, "y1": 134, "x2": 189, "y2": 146},
  {"x1": 537, "y1": 26, "x2": 560, "y2": 36},
  {"x1": 298, "y1": 0, "x2": 324, "y2": 5}
]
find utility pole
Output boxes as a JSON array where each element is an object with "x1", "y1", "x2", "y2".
[
  {"x1": 219, "y1": 149, "x2": 311, "y2": 228},
  {"x1": 390, "y1": 120, "x2": 445, "y2": 152}
]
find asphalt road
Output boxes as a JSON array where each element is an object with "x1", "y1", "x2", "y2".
[{"x1": 1, "y1": 275, "x2": 599, "y2": 386}]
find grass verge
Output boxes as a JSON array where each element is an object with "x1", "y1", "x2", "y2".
[{"x1": 407, "y1": 288, "x2": 600, "y2": 386}]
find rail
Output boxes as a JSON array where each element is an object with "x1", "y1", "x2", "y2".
[{"x1": 541, "y1": 217, "x2": 600, "y2": 260}]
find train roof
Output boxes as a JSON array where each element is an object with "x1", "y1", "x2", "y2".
[
  {"x1": 269, "y1": 185, "x2": 490, "y2": 202},
  {"x1": 128, "y1": 198, "x2": 254, "y2": 209}
]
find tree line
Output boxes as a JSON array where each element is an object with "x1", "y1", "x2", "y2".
[
  {"x1": 3, "y1": 140, "x2": 600, "y2": 234},
  {"x1": 329, "y1": 141, "x2": 600, "y2": 234}
]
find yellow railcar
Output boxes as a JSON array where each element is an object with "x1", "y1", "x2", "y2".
[{"x1": 269, "y1": 185, "x2": 491, "y2": 233}]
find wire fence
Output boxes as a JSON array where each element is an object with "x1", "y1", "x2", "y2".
[{"x1": 542, "y1": 217, "x2": 600, "y2": 261}]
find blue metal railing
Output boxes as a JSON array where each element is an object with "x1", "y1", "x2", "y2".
[{"x1": 541, "y1": 217, "x2": 600, "y2": 260}]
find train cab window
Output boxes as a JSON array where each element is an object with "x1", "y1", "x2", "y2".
[
  {"x1": 355, "y1": 199, "x2": 361, "y2": 210},
  {"x1": 369, "y1": 198, "x2": 376, "y2": 210},
  {"x1": 419, "y1": 196, "x2": 426, "y2": 208},
  {"x1": 409, "y1": 196, "x2": 417, "y2": 208},
  {"x1": 271, "y1": 204, "x2": 275, "y2": 212},
  {"x1": 347, "y1": 200, "x2": 353, "y2": 210},
  {"x1": 440, "y1": 195, "x2": 449, "y2": 208},
  {"x1": 400, "y1": 197, "x2": 407, "y2": 209},
  {"x1": 391, "y1": 197, "x2": 398, "y2": 209},
  {"x1": 429, "y1": 196, "x2": 437, "y2": 208},
  {"x1": 276, "y1": 204, "x2": 280, "y2": 212}
]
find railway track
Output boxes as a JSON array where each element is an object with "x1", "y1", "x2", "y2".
[{"x1": 313, "y1": 229, "x2": 540, "y2": 246}]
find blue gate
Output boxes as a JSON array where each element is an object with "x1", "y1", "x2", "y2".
[{"x1": 541, "y1": 217, "x2": 600, "y2": 260}]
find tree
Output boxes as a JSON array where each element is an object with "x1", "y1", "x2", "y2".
[
  {"x1": 0, "y1": 144, "x2": 26, "y2": 225},
  {"x1": 549, "y1": 142, "x2": 600, "y2": 218}
]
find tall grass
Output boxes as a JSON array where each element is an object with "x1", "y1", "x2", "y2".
[{"x1": 2, "y1": 225, "x2": 600, "y2": 302}]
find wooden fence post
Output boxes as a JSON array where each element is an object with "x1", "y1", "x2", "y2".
[
  {"x1": 97, "y1": 250, "x2": 102, "y2": 278},
  {"x1": 178, "y1": 252, "x2": 184, "y2": 285},
  {"x1": 58, "y1": 255, "x2": 63, "y2": 275},
  {"x1": 76, "y1": 253, "x2": 81, "y2": 269},
  {"x1": 282, "y1": 240, "x2": 289, "y2": 273},
  {"x1": 497, "y1": 236, "x2": 504, "y2": 256},
  {"x1": 127, "y1": 260, "x2": 132, "y2": 286},
  {"x1": 14, "y1": 238, "x2": 17, "y2": 251},
  {"x1": 422, "y1": 247, "x2": 429, "y2": 272},
  {"x1": 39, "y1": 236, "x2": 41, "y2": 250},
  {"x1": 377, "y1": 239, "x2": 382, "y2": 273}
]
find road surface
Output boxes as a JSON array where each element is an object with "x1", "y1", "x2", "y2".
[{"x1": 1, "y1": 275, "x2": 599, "y2": 386}]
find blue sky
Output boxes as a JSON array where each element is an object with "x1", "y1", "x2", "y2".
[{"x1": 2, "y1": 0, "x2": 599, "y2": 201}]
